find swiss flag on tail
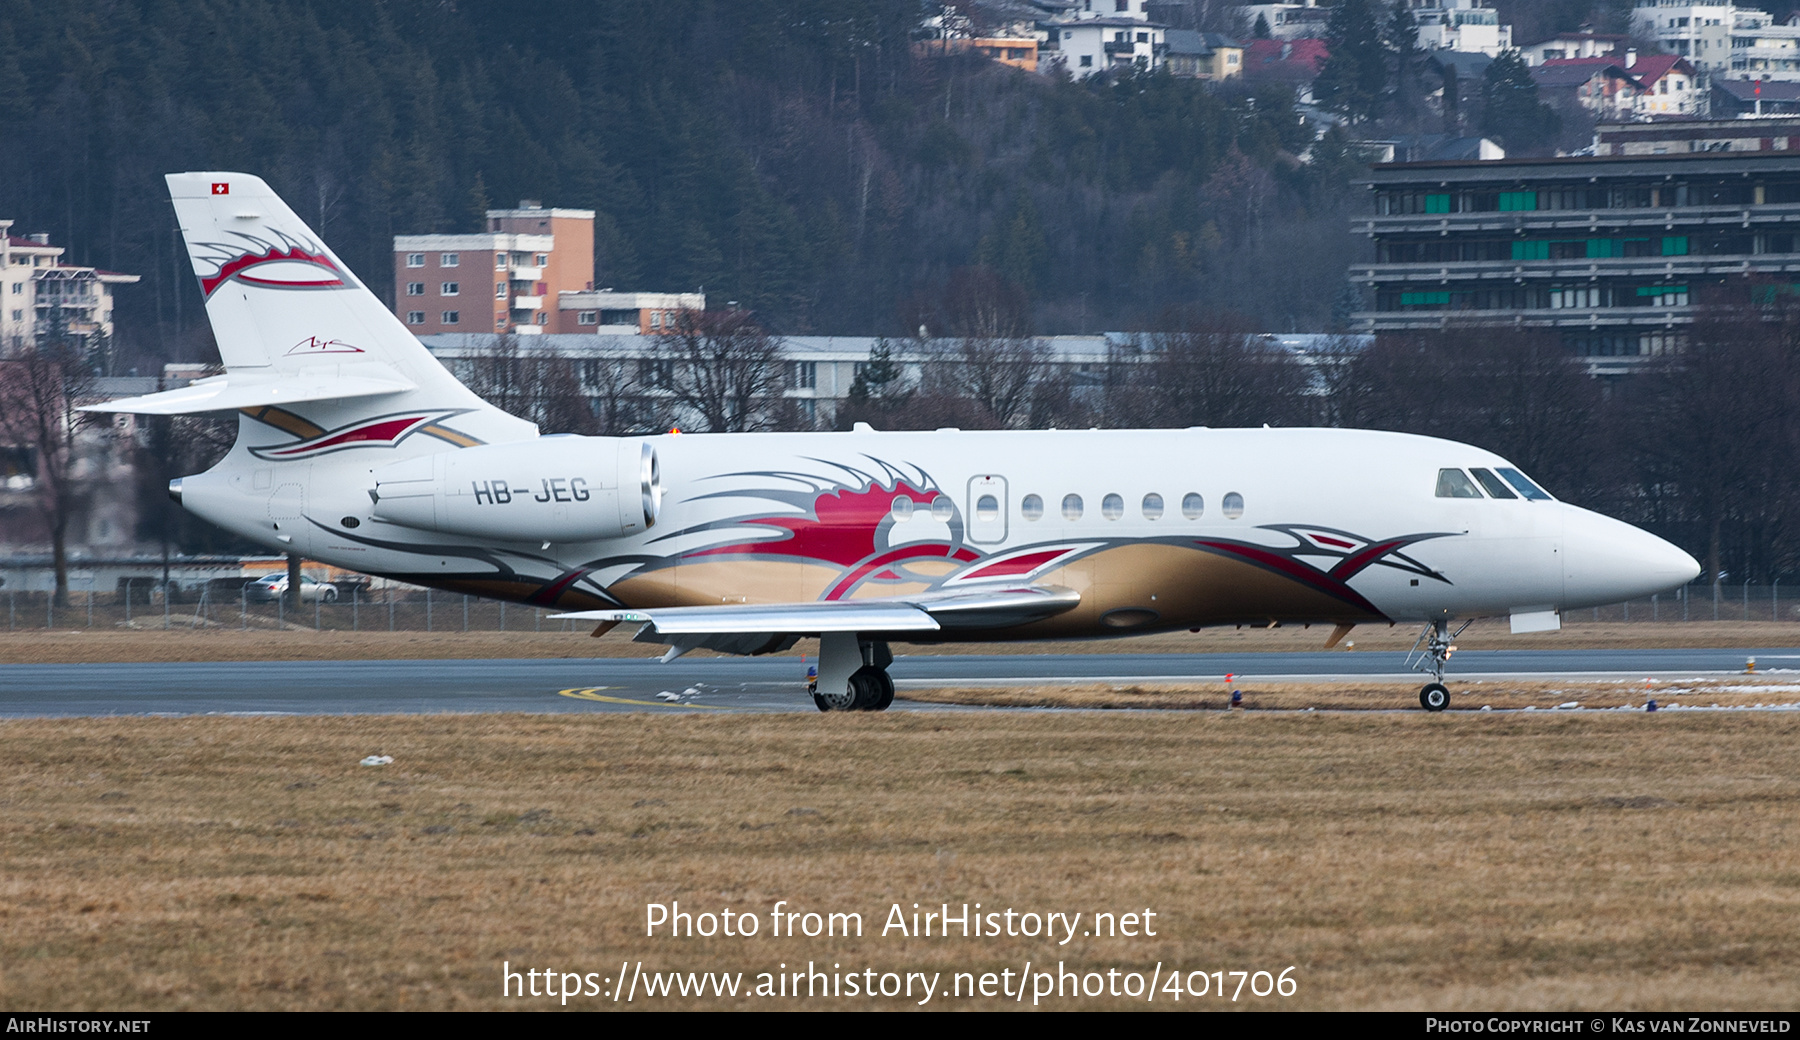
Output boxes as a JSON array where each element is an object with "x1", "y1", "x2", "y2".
[{"x1": 211, "y1": 182, "x2": 229, "y2": 195}]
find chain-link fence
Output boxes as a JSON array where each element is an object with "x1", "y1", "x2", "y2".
[{"x1": 3, "y1": 581, "x2": 1796, "y2": 633}]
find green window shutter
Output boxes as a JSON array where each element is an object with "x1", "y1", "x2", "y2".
[
  {"x1": 1587, "y1": 239, "x2": 1623, "y2": 258},
  {"x1": 1400, "y1": 291, "x2": 1451, "y2": 306},
  {"x1": 1424, "y1": 194, "x2": 1451, "y2": 214},
  {"x1": 1499, "y1": 191, "x2": 1537, "y2": 211},
  {"x1": 1662, "y1": 236, "x2": 1689, "y2": 256},
  {"x1": 1512, "y1": 241, "x2": 1548, "y2": 260}
]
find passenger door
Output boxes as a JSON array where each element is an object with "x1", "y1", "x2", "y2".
[{"x1": 966, "y1": 475, "x2": 1008, "y2": 545}]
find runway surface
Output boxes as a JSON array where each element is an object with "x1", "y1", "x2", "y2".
[{"x1": 3, "y1": 646, "x2": 1799, "y2": 716}]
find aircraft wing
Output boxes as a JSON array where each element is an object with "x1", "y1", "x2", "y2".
[{"x1": 553, "y1": 584, "x2": 1081, "y2": 658}]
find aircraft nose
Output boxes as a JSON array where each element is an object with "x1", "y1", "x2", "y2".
[{"x1": 1563, "y1": 506, "x2": 1700, "y2": 608}]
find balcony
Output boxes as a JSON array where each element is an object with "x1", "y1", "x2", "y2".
[
  {"x1": 510, "y1": 267, "x2": 543, "y2": 281},
  {"x1": 1352, "y1": 251, "x2": 1800, "y2": 286},
  {"x1": 1103, "y1": 40, "x2": 1138, "y2": 56},
  {"x1": 1354, "y1": 306, "x2": 1696, "y2": 331},
  {"x1": 1358, "y1": 202, "x2": 1800, "y2": 237},
  {"x1": 510, "y1": 296, "x2": 544, "y2": 310}
]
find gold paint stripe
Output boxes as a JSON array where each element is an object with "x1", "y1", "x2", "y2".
[
  {"x1": 239, "y1": 405, "x2": 324, "y2": 438},
  {"x1": 421, "y1": 424, "x2": 482, "y2": 447},
  {"x1": 556, "y1": 687, "x2": 726, "y2": 710}
]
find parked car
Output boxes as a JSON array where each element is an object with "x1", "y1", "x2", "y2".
[{"x1": 244, "y1": 575, "x2": 339, "y2": 603}]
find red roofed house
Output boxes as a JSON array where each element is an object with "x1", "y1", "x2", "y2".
[
  {"x1": 1531, "y1": 56, "x2": 1641, "y2": 120},
  {"x1": 1629, "y1": 54, "x2": 1701, "y2": 117},
  {"x1": 0, "y1": 221, "x2": 139, "y2": 356},
  {"x1": 1241, "y1": 38, "x2": 1328, "y2": 93}
]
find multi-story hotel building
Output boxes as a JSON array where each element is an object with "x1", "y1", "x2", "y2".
[
  {"x1": 1350, "y1": 152, "x2": 1800, "y2": 372},
  {"x1": 1, "y1": 222, "x2": 139, "y2": 355}
]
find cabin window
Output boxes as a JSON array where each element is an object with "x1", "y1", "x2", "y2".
[
  {"x1": 1021, "y1": 494, "x2": 1044, "y2": 520},
  {"x1": 1436, "y1": 468, "x2": 1483, "y2": 498},
  {"x1": 1102, "y1": 493, "x2": 1124, "y2": 520},
  {"x1": 1181, "y1": 492, "x2": 1204, "y2": 518},
  {"x1": 891, "y1": 496, "x2": 914, "y2": 520},
  {"x1": 1222, "y1": 492, "x2": 1245, "y2": 518},
  {"x1": 1470, "y1": 467, "x2": 1517, "y2": 499},
  {"x1": 1497, "y1": 467, "x2": 1554, "y2": 501},
  {"x1": 1062, "y1": 493, "x2": 1083, "y2": 521},
  {"x1": 1142, "y1": 492, "x2": 1164, "y2": 520},
  {"x1": 931, "y1": 495, "x2": 954, "y2": 520},
  {"x1": 976, "y1": 494, "x2": 1000, "y2": 522}
]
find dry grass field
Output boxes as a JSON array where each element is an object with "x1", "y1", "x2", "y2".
[
  {"x1": 5, "y1": 618, "x2": 1800, "y2": 664},
  {"x1": 1, "y1": 710, "x2": 1797, "y2": 1011},
  {"x1": 899, "y1": 677, "x2": 1800, "y2": 712}
]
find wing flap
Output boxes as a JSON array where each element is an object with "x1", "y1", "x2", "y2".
[
  {"x1": 555, "y1": 601, "x2": 941, "y2": 634},
  {"x1": 551, "y1": 584, "x2": 1082, "y2": 654}
]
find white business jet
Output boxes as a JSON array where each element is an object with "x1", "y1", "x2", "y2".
[{"x1": 87, "y1": 174, "x2": 1700, "y2": 712}]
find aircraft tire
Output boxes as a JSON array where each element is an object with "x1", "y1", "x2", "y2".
[
  {"x1": 1420, "y1": 683, "x2": 1450, "y2": 712},
  {"x1": 815, "y1": 676, "x2": 863, "y2": 712},
  {"x1": 870, "y1": 670, "x2": 895, "y2": 712},
  {"x1": 848, "y1": 667, "x2": 886, "y2": 711}
]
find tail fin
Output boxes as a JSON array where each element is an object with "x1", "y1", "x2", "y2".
[{"x1": 87, "y1": 172, "x2": 532, "y2": 443}]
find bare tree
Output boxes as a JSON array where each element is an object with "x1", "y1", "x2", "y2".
[
  {"x1": 1621, "y1": 291, "x2": 1800, "y2": 582},
  {"x1": 1338, "y1": 327, "x2": 1607, "y2": 504},
  {"x1": 1107, "y1": 313, "x2": 1313, "y2": 429},
  {"x1": 0, "y1": 349, "x2": 96, "y2": 605},
  {"x1": 458, "y1": 334, "x2": 603, "y2": 435},
  {"x1": 662, "y1": 309, "x2": 788, "y2": 433},
  {"x1": 953, "y1": 333, "x2": 1048, "y2": 428}
]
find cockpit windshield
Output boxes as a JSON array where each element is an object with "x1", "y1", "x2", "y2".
[
  {"x1": 1469, "y1": 467, "x2": 1516, "y2": 499},
  {"x1": 1435, "y1": 466, "x2": 1556, "y2": 501},
  {"x1": 1435, "y1": 468, "x2": 1482, "y2": 498},
  {"x1": 1496, "y1": 467, "x2": 1554, "y2": 501}
]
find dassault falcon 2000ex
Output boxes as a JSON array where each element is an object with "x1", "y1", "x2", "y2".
[{"x1": 87, "y1": 173, "x2": 1701, "y2": 712}]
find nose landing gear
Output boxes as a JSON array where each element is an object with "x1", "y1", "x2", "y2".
[{"x1": 1408, "y1": 618, "x2": 1473, "y2": 712}]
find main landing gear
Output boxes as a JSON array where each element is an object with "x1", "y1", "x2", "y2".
[
  {"x1": 812, "y1": 638, "x2": 895, "y2": 712},
  {"x1": 1408, "y1": 618, "x2": 1472, "y2": 712}
]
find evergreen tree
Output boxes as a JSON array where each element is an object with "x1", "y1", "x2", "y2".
[
  {"x1": 1313, "y1": 0, "x2": 1388, "y2": 123},
  {"x1": 1479, "y1": 49, "x2": 1561, "y2": 154},
  {"x1": 1384, "y1": 1, "x2": 1423, "y2": 119},
  {"x1": 1253, "y1": 14, "x2": 1272, "y2": 39}
]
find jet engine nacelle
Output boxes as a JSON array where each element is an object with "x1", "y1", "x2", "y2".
[{"x1": 369, "y1": 436, "x2": 660, "y2": 543}]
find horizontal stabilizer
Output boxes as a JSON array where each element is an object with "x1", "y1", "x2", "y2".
[{"x1": 79, "y1": 364, "x2": 416, "y2": 415}]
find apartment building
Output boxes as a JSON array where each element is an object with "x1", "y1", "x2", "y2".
[
  {"x1": 1411, "y1": 0, "x2": 1513, "y2": 56},
  {"x1": 1633, "y1": 0, "x2": 1735, "y2": 71},
  {"x1": 1350, "y1": 151, "x2": 1800, "y2": 373},
  {"x1": 557, "y1": 291, "x2": 708, "y2": 334},
  {"x1": 1593, "y1": 115, "x2": 1800, "y2": 154},
  {"x1": 0, "y1": 222, "x2": 139, "y2": 355},
  {"x1": 393, "y1": 201, "x2": 594, "y2": 336}
]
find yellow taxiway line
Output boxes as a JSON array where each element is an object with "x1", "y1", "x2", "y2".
[{"x1": 556, "y1": 687, "x2": 727, "y2": 709}]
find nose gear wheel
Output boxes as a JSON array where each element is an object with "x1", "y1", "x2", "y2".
[{"x1": 1407, "y1": 618, "x2": 1472, "y2": 712}]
